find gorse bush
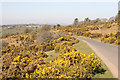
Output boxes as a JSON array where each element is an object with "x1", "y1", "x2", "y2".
[
  {"x1": 115, "y1": 39, "x2": 120, "y2": 45},
  {"x1": 55, "y1": 44, "x2": 60, "y2": 53},
  {"x1": 55, "y1": 41, "x2": 76, "y2": 54},
  {"x1": 101, "y1": 32, "x2": 120, "y2": 45},
  {"x1": 89, "y1": 33, "x2": 102, "y2": 38},
  {"x1": 90, "y1": 26, "x2": 99, "y2": 30},
  {"x1": 50, "y1": 51, "x2": 103, "y2": 78},
  {"x1": 2, "y1": 31, "x2": 104, "y2": 79},
  {"x1": 109, "y1": 37, "x2": 116, "y2": 44}
]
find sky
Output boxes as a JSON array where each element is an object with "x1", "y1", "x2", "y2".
[{"x1": 0, "y1": 1, "x2": 118, "y2": 25}]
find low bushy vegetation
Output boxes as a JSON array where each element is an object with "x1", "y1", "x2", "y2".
[
  {"x1": 2, "y1": 33, "x2": 104, "y2": 79},
  {"x1": 101, "y1": 32, "x2": 120, "y2": 45},
  {"x1": 54, "y1": 20, "x2": 118, "y2": 45},
  {"x1": 2, "y1": 19, "x2": 117, "y2": 79}
]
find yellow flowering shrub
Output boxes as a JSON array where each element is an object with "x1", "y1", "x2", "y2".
[
  {"x1": 49, "y1": 50, "x2": 103, "y2": 78},
  {"x1": 13, "y1": 56, "x2": 20, "y2": 62},
  {"x1": 55, "y1": 41, "x2": 76, "y2": 53},
  {"x1": 101, "y1": 32, "x2": 120, "y2": 45},
  {"x1": 54, "y1": 44, "x2": 60, "y2": 53},
  {"x1": 19, "y1": 35, "x2": 24, "y2": 41},
  {"x1": 36, "y1": 51, "x2": 48, "y2": 58},
  {"x1": 81, "y1": 53, "x2": 103, "y2": 74},
  {"x1": 2, "y1": 33, "x2": 104, "y2": 79}
]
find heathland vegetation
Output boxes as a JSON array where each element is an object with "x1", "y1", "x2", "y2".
[
  {"x1": 54, "y1": 16, "x2": 119, "y2": 45},
  {"x1": 1, "y1": 13, "x2": 119, "y2": 79}
]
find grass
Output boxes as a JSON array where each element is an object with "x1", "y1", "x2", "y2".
[
  {"x1": 2, "y1": 27, "x2": 37, "y2": 36},
  {"x1": 73, "y1": 40, "x2": 114, "y2": 78},
  {"x1": 73, "y1": 40, "x2": 95, "y2": 54},
  {"x1": 2, "y1": 27, "x2": 27, "y2": 34},
  {"x1": 44, "y1": 50, "x2": 60, "y2": 62}
]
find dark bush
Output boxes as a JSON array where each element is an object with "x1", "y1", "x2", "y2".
[{"x1": 24, "y1": 28, "x2": 33, "y2": 33}]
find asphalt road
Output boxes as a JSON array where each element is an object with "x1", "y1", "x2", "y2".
[{"x1": 77, "y1": 37, "x2": 119, "y2": 78}]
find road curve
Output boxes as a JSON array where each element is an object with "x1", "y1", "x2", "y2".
[{"x1": 77, "y1": 37, "x2": 118, "y2": 78}]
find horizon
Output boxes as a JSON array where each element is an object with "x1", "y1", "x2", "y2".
[{"x1": 1, "y1": 2, "x2": 118, "y2": 25}]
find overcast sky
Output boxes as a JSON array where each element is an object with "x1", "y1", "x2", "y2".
[{"x1": 0, "y1": 1, "x2": 118, "y2": 25}]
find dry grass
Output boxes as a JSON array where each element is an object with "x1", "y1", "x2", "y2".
[{"x1": 88, "y1": 23, "x2": 118, "y2": 35}]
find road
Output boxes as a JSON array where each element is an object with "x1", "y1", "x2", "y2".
[{"x1": 77, "y1": 37, "x2": 119, "y2": 78}]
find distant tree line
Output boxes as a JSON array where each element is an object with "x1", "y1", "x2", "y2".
[{"x1": 73, "y1": 15, "x2": 117, "y2": 26}]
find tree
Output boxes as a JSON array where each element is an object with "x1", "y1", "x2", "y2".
[
  {"x1": 94, "y1": 18, "x2": 101, "y2": 23},
  {"x1": 56, "y1": 24, "x2": 61, "y2": 30},
  {"x1": 57, "y1": 24, "x2": 61, "y2": 27},
  {"x1": 73, "y1": 18, "x2": 79, "y2": 25},
  {"x1": 84, "y1": 17, "x2": 90, "y2": 22},
  {"x1": 53, "y1": 25, "x2": 56, "y2": 28}
]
